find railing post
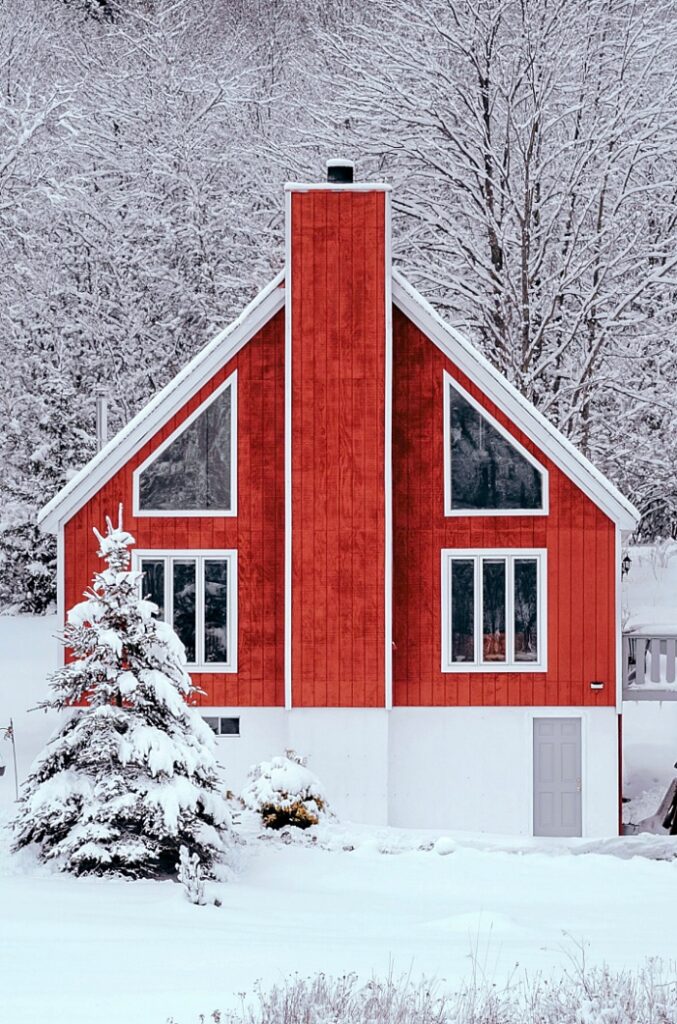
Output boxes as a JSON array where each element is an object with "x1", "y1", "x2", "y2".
[
  {"x1": 667, "y1": 639, "x2": 677, "y2": 685},
  {"x1": 650, "y1": 638, "x2": 662, "y2": 684},
  {"x1": 635, "y1": 637, "x2": 647, "y2": 686}
]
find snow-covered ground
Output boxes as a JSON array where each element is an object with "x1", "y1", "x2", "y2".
[
  {"x1": 3, "y1": 814, "x2": 677, "y2": 1024},
  {"x1": 3, "y1": 813, "x2": 677, "y2": 1024},
  {"x1": 1, "y1": 546, "x2": 677, "y2": 1023}
]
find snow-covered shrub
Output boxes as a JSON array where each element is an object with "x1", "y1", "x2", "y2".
[
  {"x1": 194, "y1": 961, "x2": 677, "y2": 1024},
  {"x1": 177, "y1": 845, "x2": 207, "y2": 906},
  {"x1": 12, "y1": 510, "x2": 233, "y2": 878},
  {"x1": 241, "y1": 750, "x2": 328, "y2": 830}
]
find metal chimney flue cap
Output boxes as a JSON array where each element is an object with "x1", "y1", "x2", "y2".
[{"x1": 326, "y1": 158, "x2": 354, "y2": 183}]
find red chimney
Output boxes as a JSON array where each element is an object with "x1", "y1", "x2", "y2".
[{"x1": 285, "y1": 163, "x2": 392, "y2": 708}]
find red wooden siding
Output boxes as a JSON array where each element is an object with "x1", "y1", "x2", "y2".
[
  {"x1": 290, "y1": 189, "x2": 386, "y2": 706},
  {"x1": 392, "y1": 308, "x2": 616, "y2": 707},
  {"x1": 64, "y1": 310, "x2": 286, "y2": 707}
]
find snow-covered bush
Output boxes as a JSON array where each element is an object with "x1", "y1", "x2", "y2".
[
  {"x1": 193, "y1": 961, "x2": 677, "y2": 1024},
  {"x1": 12, "y1": 510, "x2": 233, "y2": 878},
  {"x1": 241, "y1": 750, "x2": 328, "y2": 830},
  {"x1": 177, "y1": 846, "x2": 207, "y2": 906}
]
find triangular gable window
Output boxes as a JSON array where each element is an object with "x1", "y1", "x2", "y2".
[
  {"x1": 135, "y1": 374, "x2": 236, "y2": 516},
  {"x1": 444, "y1": 373, "x2": 546, "y2": 514}
]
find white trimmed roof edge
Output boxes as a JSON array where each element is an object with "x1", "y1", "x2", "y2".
[
  {"x1": 392, "y1": 269, "x2": 639, "y2": 531},
  {"x1": 38, "y1": 271, "x2": 285, "y2": 533},
  {"x1": 39, "y1": 265, "x2": 639, "y2": 534}
]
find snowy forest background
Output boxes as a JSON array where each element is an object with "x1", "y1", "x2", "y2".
[{"x1": 1, "y1": 0, "x2": 676, "y2": 613}]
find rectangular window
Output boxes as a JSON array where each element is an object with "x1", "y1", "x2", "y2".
[
  {"x1": 173, "y1": 559, "x2": 197, "y2": 663},
  {"x1": 514, "y1": 558, "x2": 539, "y2": 662},
  {"x1": 202, "y1": 716, "x2": 240, "y2": 737},
  {"x1": 141, "y1": 559, "x2": 165, "y2": 619},
  {"x1": 451, "y1": 559, "x2": 474, "y2": 663},
  {"x1": 482, "y1": 559, "x2": 506, "y2": 662},
  {"x1": 442, "y1": 549, "x2": 546, "y2": 672},
  {"x1": 204, "y1": 559, "x2": 229, "y2": 664},
  {"x1": 137, "y1": 551, "x2": 237, "y2": 672}
]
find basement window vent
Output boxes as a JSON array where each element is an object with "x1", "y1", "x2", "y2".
[{"x1": 203, "y1": 716, "x2": 240, "y2": 737}]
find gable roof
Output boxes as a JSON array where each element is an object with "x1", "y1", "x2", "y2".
[
  {"x1": 39, "y1": 265, "x2": 640, "y2": 534},
  {"x1": 392, "y1": 270, "x2": 639, "y2": 532},
  {"x1": 38, "y1": 271, "x2": 285, "y2": 533}
]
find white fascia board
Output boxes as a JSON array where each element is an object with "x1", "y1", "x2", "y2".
[
  {"x1": 392, "y1": 270, "x2": 640, "y2": 531},
  {"x1": 284, "y1": 183, "x2": 392, "y2": 193},
  {"x1": 39, "y1": 271, "x2": 285, "y2": 534}
]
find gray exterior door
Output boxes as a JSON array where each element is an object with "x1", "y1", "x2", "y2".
[{"x1": 533, "y1": 718, "x2": 582, "y2": 837}]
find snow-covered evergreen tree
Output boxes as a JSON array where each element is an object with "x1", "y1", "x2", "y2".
[
  {"x1": 12, "y1": 510, "x2": 233, "y2": 878},
  {"x1": 0, "y1": 362, "x2": 96, "y2": 614}
]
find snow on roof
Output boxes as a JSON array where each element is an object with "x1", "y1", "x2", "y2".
[
  {"x1": 39, "y1": 264, "x2": 639, "y2": 534},
  {"x1": 38, "y1": 271, "x2": 285, "y2": 534},
  {"x1": 392, "y1": 269, "x2": 640, "y2": 532}
]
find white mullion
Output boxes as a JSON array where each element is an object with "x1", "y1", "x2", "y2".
[
  {"x1": 197, "y1": 556, "x2": 205, "y2": 667},
  {"x1": 474, "y1": 555, "x2": 482, "y2": 667},
  {"x1": 537, "y1": 553, "x2": 544, "y2": 664},
  {"x1": 164, "y1": 558, "x2": 170, "y2": 625},
  {"x1": 167, "y1": 558, "x2": 174, "y2": 636},
  {"x1": 506, "y1": 556, "x2": 515, "y2": 666},
  {"x1": 450, "y1": 556, "x2": 456, "y2": 666},
  {"x1": 446, "y1": 556, "x2": 451, "y2": 666},
  {"x1": 225, "y1": 557, "x2": 230, "y2": 666}
]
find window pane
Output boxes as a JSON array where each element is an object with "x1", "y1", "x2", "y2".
[
  {"x1": 514, "y1": 559, "x2": 538, "y2": 662},
  {"x1": 202, "y1": 716, "x2": 219, "y2": 735},
  {"x1": 219, "y1": 717, "x2": 240, "y2": 736},
  {"x1": 139, "y1": 385, "x2": 232, "y2": 511},
  {"x1": 451, "y1": 559, "x2": 474, "y2": 662},
  {"x1": 141, "y1": 559, "x2": 165, "y2": 619},
  {"x1": 204, "y1": 559, "x2": 228, "y2": 664},
  {"x1": 172, "y1": 560, "x2": 196, "y2": 663},
  {"x1": 483, "y1": 559, "x2": 506, "y2": 661},
  {"x1": 449, "y1": 384, "x2": 542, "y2": 510}
]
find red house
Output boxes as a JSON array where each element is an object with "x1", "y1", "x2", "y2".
[{"x1": 39, "y1": 162, "x2": 639, "y2": 837}]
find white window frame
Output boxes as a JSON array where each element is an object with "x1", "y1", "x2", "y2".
[
  {"x1": 134, "y1": 549, "x2": 238, "y2": 673},
  {"x1": 443, "y1": 371, "x2": 548, "y2": 517},
  {"x1": 132, "y1": 371, "x2": 237, "y2": 518},
  {"x1": 441, "y1": 548, "x2": 547, "y2": 673},
  {"x1": 202, "y1": 715, "x2": 240, "y2": 737}
]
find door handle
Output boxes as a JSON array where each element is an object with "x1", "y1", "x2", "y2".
[{"x1": 576, "y1": 778, "x2": 582, "y2": 793}]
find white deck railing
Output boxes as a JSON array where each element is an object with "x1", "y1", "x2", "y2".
[{"x1": 623, "y1": 632, "x2": 677, "y2": 697}]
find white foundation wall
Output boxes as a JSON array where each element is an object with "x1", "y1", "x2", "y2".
[
  {"x1": 206, "y1": 705, "x2": 619, "y2": 836},
  {"x1": 388, "y1": 706, "x2": 619, "y2": 837},
  {"x1": 207, "y1": 707, "x2": 389, "y2": 824},
  {"x1": 286, "y1": 709, "x2": 390, "y2": 824},
  {"x1": 207, "y1": 708, "x2": 288, "y2": 796}
]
